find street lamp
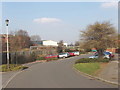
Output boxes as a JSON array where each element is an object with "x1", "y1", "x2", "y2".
[{"x1": 5, "y1": 19, "x2": 10, "y2": 69}]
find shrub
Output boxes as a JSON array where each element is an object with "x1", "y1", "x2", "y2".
[
  {"x1": 16, "y1": 55, "x2": 27, "y2": 64},
  {"x1": 36, "y1": 57, "x2": 45, "y2": 60},
  {"x1": 75, "y1": 58, "x2": 109, "y2": 64},
  {"x1": 79, "y1": 52, "x2": 86, "y2": 54},
  {"x1": 36, "y1": 54, "x2": 46, "y2": 60},
  {"x1": 96, "y1": 58, "x2": 109, "y2": 62},
  {"x1": 30, "y1": 52, "x2": 37, "y2": 61},
  {"x1": 46, "y1": 57, "x2": 58, "y2": 60},
  {"x1": 0, "y1": 64, "x2": 28, "y2": 72},
  {"x1": 36, "y1": 56, "x2": 58, "y2": 61},
  {"x1": 65, "y1": 49, "x2": 74, "y2": 52}
]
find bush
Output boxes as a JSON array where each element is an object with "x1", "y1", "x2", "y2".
[
  {"x1": 36, "y1": 54, "x2": 46, "y2": 60},
  {"x1": 0, "y1": 64, "x2": 28, "y2": 72},
  {"x1": 36, "y1": 57, "x2": 45, "y2": 60},
  {"x1": 46, "y1": 57, "x2": 58, "y2": 60},
  {"x1": 65, "y1": 49, "x2": 74, "y2": 52},
  {"x1": 16, "y1": 55, "x2": 27, "y2": 64},
  {"x1": 96, "y1": 58, "x2": 109, "y2": 62},
  {"x1": 79, "y1": 52, "x2": 86, "y2": 54},
  {"x1": 75, "y1": 58, "x2": 109, "y2": 64},
  {"x1": 30, "y1": 52, "x2": 37, "y2": 61}
]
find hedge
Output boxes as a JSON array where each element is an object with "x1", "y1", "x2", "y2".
[{"x1": 75, "y1": 58, "x2": 109, "y2": 64}]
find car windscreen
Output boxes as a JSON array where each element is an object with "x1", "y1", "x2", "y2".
[
  {"x1": 104, "y1": 52, "x2": 111, "y2": 55},
  {"x1": 59, "y1": 53, "x2": 65, "y2": 55}
]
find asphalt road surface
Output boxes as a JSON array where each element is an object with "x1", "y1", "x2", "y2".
[{"x1": 5, "y1": 54, "x2": 117, "y2": 88}]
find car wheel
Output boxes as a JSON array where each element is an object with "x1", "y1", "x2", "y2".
[{"x1": 63, "y1": 56, "x2": 66, "y2": 58}]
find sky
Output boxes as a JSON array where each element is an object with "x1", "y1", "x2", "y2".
[{"x1": 2, "y1": 2, "x2": 118, "y2": 44}]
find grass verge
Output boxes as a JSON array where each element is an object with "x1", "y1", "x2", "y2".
[
  {"x1": 74, "y1": 63, "x2": 100, "y2": 76},
  {"x1": 0, "y1": 64, "x2": 28, "y2": 72}
]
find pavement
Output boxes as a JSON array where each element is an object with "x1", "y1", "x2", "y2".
[
  {"x1": 96, "y1": 53, "x2": 119, "y2": 85},
  {"x1": 1, "y1": 71, "x2": 20, "y2": 88},
  {"x1": 1, "y1": 54, "x2": 118, "y2": 88},
  {"x1": 1, "y1": 61, "x2": 40, "y2": 88},
  {"x1": 97, "y1": 60, "x2": 119, "y2": 85}
]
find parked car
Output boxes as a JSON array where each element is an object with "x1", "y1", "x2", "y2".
[
  {"x1": 104, "y1": 51, "x2": 114, "y2": 58},
  {"x1": 89, "y1": 54, "x2": 110, "y2": 59},
  {"x1": 72, "y1": 51, "x2": 80, "y2": 56},
  {"x1": 68, "y1": 52, "x2": 75, "y2": 56},
  {"x1": 58, "y1": 52, "x2": 70, "y2": 58},
  {"x1": 89, "y1": 54, "x2": 98, "y2": 59},
  {"x1": 45, "y1": 54, "x2": 58, "y2": 59},
  {"x1": 89, "y1": 51, "x2": 114, "y2": 59}
]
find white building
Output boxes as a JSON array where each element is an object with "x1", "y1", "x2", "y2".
[
  {"x1": 42, "y1": 40, "x2": 58, "y2": 46},
  {"x1": 63, "y1": 43, "x2": 68, "y2": 47}
]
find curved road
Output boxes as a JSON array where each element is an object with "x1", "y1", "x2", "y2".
[{"x1": 5, "y1": 54, "x2": 117, "y2": 88}]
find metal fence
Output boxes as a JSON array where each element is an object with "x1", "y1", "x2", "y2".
[{"x1": 1, "y1": 47, "x2": 58, "y2": 65}]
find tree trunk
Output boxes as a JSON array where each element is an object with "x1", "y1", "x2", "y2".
[{"x1": 97, "y1": 49, "x2": 104, "y2": 59}]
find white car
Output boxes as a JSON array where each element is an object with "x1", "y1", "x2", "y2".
[
  {"x1": 89, "y1": 54, "x2": 110, "y2": 59},
  {"x1": 72, "y1": 51, "x2": 80, "y2": 56},
  {"x1": 58, "y1": 53, "x2": 70, "y2": 58},
  {"x1": 89, "y1": 55, "x2": 98, "y2": 58}
]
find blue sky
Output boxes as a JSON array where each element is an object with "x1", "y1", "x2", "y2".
[{"x1": 2, "y1": 2, "x2": 118, "y2": 44}]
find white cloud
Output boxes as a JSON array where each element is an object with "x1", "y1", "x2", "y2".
[
  {"x1": 101, "y1": 2, "x2": 118, "y2": 8},
  {"x1": 33, "y1": 17, "x2": 62, "y2": 23}
]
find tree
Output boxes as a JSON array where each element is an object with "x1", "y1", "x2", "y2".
[
  {"x1": 30, "y1": 35, "x2": 41, "y2": 41},
  {"x1": 57, "y1": 40, "x2": 64, "y2": 53},
  {"x1": 9, "y1": 30, "x2": 32, "y2": 51},
  {"x1": 118, "y1": 34, "x2": 120, "y2": 49},
  {"x1": 1, "y1": 35, "x2": 7, "y2": 51},
  {"x1": 80, "y1": 21, "x2": 117, "y2": 58},
  {"x1": 75, "y1": 41, "x2": 80, "y2": 46},
  {"x1": 69, "y1": 43, "x2": 74, "y2": 46}
]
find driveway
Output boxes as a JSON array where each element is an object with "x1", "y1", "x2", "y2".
[{"x1": 4, "y1": 54, "x2": 118, "y2": 88}]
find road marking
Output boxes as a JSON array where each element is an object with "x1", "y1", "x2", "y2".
[{"x1": 2, "y1": 70, "x2": 23, "y2": 88}]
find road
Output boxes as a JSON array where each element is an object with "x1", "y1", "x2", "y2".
[{"x1": 5, "y1": 54, "x2": 117, "y2": 88}]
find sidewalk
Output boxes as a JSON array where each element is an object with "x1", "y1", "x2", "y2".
[
  {"x1": 97, "y1": 60, "x2": 119, "y2": 85},
  {"x1": 1, "y1": 61, "x2": 41, "y2": 88},
  {"x1": 2, "y1": 71, "x2": 19, "y2": 87}
]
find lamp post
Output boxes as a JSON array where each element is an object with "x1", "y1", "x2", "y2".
[{"x1": 5, "y1": 19, "x2": 10, "y2": 69}]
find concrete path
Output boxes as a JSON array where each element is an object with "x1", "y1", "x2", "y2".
[
  {"x1": 3, "y1": 54, "x2": 117, "y2": 88},
  {"x1": 97, "y1": 61, "x2": 119, "y2": 84}
]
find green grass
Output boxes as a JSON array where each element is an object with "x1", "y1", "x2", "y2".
[
  {"x1": 0, "y1": 64, "x2": 28, "y2": 72},
  {"x1": 74, "y1": 63, "x2": 100, "y2": 76}
]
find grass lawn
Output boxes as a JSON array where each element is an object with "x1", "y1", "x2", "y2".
[
  {"x1": 74, "y1": 63, "x2": 101, "y2": 76},
  {"x1": 0, "y1": 64, "x2": 28, "y2": 72}
]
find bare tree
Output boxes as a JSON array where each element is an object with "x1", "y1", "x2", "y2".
[
  {"x1": 75, "y1": 41, "x2": 80, "y2": 46},
  {"x1": 30, "y1": 35, "x2": 41, "y2": 41},
  {"x1": 57, "y1": 40, "x2": 64, "y2": 53},
  {"x1": 9, "y1": 30, "x2": 32, "y2": 51}
]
